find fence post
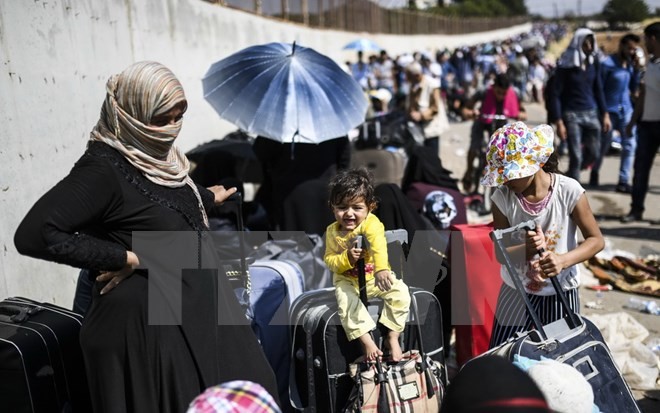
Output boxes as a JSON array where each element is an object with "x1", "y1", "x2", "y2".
[
  {"x1": 281, "y1": 0, "x2": 289, "y2": 21},
  {"x1": 302, "y1": 0, "x2": 309, "y2": 25}
]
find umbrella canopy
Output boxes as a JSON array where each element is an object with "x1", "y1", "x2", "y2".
[
  {"x1": 203, "y1": 42, "x2": 368, "y2": 144},
  {"x1": 343, "y1": 38, "x2": 382, "y2": 52}
]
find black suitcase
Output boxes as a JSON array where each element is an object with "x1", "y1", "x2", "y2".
[
  {"x1": 484, "y1": 220, "x2": 640, "y2": 412},
  {"x1": 0, "y1": 297, "x2": 92, "y2": 413},
  {"x1": 288, "y1": 287, "x2": 445, "y2": 412}
]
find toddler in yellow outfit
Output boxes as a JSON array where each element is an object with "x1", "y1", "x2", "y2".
[{"x1": 324, "y1": 168, "x2": 411, "y2": 361}]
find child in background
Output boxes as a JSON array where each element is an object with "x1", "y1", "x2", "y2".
[
  {"x1": 324, "y1": 168, "x2": 411, "y2": 361},
  {"x1": 481, "y1": 122, "x2": 604, "y2": 348}
]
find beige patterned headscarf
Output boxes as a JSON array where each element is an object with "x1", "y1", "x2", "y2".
[{"x1": 90, "y1": 61, "x2": 208, "y2": 227}]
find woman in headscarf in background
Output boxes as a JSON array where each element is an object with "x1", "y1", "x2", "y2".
[{"x1": 14, "y1": 61, "x2": 279, "y2": 413}]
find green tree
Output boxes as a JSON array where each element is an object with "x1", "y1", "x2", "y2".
[
  {"x1": 503, "y1": 0, "x2": 528, "y2": 15},
  {"x1": 602, "y1": 0, "x2": 649, "y2": 26},
  {"x1": 428, "y1": 0, "x2": 527, "y2": 17},
  {"x1": 459, "y1": 0, "x2": 509, "y2": 16}
]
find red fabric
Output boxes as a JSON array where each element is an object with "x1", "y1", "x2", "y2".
[
  {"x1": 480, "y1": 398, "x2": 550, "y2": 409},
  {"x1": 450, "y1": 223, "x2": 502, "y2": 366},
  {"x1": 480, "y1": 87, "x2": 520, "y2": 123}
]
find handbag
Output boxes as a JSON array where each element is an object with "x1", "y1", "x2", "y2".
[
  {"x1": 345, "y1": 350, "x2": 444, "y2": 413},
  {"x1": 421, "y1": 100, "x2": 450, "y2": 139}
]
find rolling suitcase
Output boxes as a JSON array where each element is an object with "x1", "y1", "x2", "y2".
[
  {"x1": 249, "y1": 259, "x2": 305, "y2": 412},
  {"x1": 355, "y1": 112, "x2": 414, "y2": 151},
  {"x1": 288, "y1": 287, "x2": 445, "y2": 412},
  {"x1": 483, "y1": 220, "x2": 640, "y2": 412},
  {"x1": 212, "y1": 193, "x2": 306, "y2": 411},
  {"x1": 0, "y1": 297, "x2": 92, "y2": 413},
  {"x1": 350, "y1": 148, "x2": 407, "y2": 187}
]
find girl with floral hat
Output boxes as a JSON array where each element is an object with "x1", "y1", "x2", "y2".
[{"x1": 482, "y1": 122, "x2": 604, "y2": 348}]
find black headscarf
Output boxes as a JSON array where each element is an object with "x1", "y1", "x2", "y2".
[
  {"x1": 402, "y1": 145, "x2": 459, "y2": 192},
  {"x1": 442, "y1": 356, "x2": 550, "y2": 413}
]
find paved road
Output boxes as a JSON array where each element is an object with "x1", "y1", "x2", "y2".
[{"x1": 439, "y1": 102, "x2": 660, "y2": 409}]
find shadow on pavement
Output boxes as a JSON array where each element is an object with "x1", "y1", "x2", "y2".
[
  {"x1": 636, "y1": 389, "x2": 660, "y2": 412},
  {"x1": 599, "y1": 226, "x2": 660, "y2": 243}
]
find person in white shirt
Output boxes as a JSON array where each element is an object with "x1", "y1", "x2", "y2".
[
  {"x1": 480, "y1": 122, "x2": 604, "y2": 347},
  {"x1": 622, "y1": 22, "x2": 660, "y2": 223}
]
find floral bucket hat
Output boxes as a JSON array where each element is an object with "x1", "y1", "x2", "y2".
[{"x1": 480, "y1": 122, "x2": 554, "y2": 187}]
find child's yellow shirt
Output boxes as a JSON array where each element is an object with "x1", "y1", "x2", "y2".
[{"x1": 323, "y1": 213, "x2": 390, "y2": 280}]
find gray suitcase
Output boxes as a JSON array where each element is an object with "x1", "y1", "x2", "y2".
[{"x1": 350, "y1": 148, "x2": 407, "y2": 187}]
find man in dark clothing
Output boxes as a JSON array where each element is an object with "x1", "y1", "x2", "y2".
[{"x1": 551, "y1": 28, "x2": 611, "y2": 183}]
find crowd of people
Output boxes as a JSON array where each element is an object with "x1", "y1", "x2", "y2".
[
  {"x1": 11, "y1": 19, "x2": 660, "y2": 413},
  {"x1": 344, "y1": 21, "x2": 659, "y2": 224},
  {"x1": 346, "y1": 23, "x2": 565, "y2": 116}
]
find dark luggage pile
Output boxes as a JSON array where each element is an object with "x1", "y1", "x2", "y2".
[
  {"x1": 0, "y1": 297, "x2": 92, "y2": 413},
  {"x1": 288, "y1": 232, "x2": 447, "y2": 412},
  {"x1": 354, "y1": 111, "x2": 422, "y2": 152}
]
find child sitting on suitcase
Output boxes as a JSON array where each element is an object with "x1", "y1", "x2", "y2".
[
  {"x1": 480, "y1": 122, "x2": 604, "y2": 348},
  {"x1": 324, "y1": 168, "x2": 411, "y2": 362}
]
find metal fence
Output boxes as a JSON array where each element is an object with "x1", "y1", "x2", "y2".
[{"x1": 208, "y1": 0, "x2": 529, "y2": 35}]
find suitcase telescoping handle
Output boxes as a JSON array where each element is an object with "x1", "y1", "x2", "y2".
[
  {"x1": 355, "y1": 235, "x2": 390, "y2": 413},
  {"x1": 0, "y1": 302, "x2": 42, "y2": 323},
  {"x1": 222, "y1": 192, "x2": 249, "y2": 292},
  {"x1": 226, "y1": 192, "x2": 247, "y2": 281},
  {"x1": 355, "y1": 233, "x2": 436, "y2": 407},
  {"x1": 408, "y1": 290, "x2": 437, "y2": 398},
  {"x1": 490, "y1": 220, "x2": 581, "y2": 339},
  {"x1": 355, "y1": 235, "x2": 369, "y2": 306}
]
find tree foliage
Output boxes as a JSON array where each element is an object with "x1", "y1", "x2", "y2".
[
  {"x1": 428, "y1": 0, "x2": 528, "y2": 17},
  {"x1": 602, "y1": 0, "x2": 649, "y2": 25}
]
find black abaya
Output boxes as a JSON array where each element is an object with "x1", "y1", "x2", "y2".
[{"x1": 14, "y1": 142, "x2": 279, "y2": 413}]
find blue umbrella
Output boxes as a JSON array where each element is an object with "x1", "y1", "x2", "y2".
[
  {"x1": 203, "y1": 42, "x2": 368, "y2": 144},
  {"x1": 342, "y1": 38, "x2": 382, "y2": 52}
]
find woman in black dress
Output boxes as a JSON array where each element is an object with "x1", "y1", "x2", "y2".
[{"x1": 14, "y1": 61, "x2": 279, "y2": 413}]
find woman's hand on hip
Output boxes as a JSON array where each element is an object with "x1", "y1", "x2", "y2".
[{"x1": 97, "y1": 251, "x2": 140, "y2": 295}]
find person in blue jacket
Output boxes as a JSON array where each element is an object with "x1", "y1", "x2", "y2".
[
  {"x1": 592, "y1": 34, "x2": 642, "y2": 192},
  {"x1": 550, "y1": 28, "x2": 611, "y2": 183}
]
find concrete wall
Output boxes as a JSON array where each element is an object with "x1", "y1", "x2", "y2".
[{"x1": 0, "y1": 0, "x2": 531, "y2": 307}]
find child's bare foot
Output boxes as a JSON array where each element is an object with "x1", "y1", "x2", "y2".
[
  {"x1": 358, "y1": 334, "x2": 382, "y2": 362},
  {"x1": 385, "y1": 331, "x2": 403, "y2": 362}
]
